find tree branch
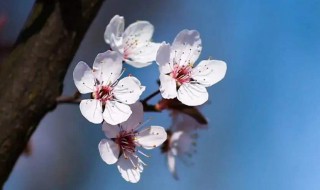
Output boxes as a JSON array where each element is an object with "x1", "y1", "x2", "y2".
[{"x1": 0, "y1": 0, "x2": 104, "y2": 187}]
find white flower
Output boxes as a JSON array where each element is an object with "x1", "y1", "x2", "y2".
[
  {"x1": 98, "y1": 102, "x2": 167, "y2": 183},
  {"x1": 104, "y1": 15, "x2": 161, "y2": 68},
  {"x1": 73, "y1": 50, "x2": 145, "y2": 125},
  {"x1": 163, "y1": 111, "x2": 206, "y2": 179},
  {"x1": 156, "y1": 29, "x2": 227, "y2": 106}
]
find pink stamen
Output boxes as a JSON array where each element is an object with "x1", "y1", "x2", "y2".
[
  {"x1": 170, "y1": 64, "x2": 193, "y2": 85},
  {"x1": 116, "y1": 130, "x2": 136, "y2": 155},
  {"x1": 93, "y1": 85, "x2": 114, "y2": 104}
]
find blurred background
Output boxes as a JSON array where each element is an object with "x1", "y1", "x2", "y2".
[{"x1": 1, "y1": 0, "x2": 320, "y2": 189}]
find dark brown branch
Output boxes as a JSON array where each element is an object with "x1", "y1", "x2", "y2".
[
  {"x1": 0, "y1": 45, "x2": 12, "y2": 54},
  {"x1": 0, "y1": 0, "x2": 104, "y2": 187}
]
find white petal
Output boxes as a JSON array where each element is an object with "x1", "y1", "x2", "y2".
[
  {"x1": 171, "y1": 29, "x2": 202, "y2": 66},
  {"x1": 103, "y1": 101, "x2": 132, "y2": 125},
  {"x1": 177, "y1": 83, "x2": 208, "y2": 106},
  {"x1": 167, "y1": 152, "x2": 178, "y2": 180},
  {"x1": 92, "y1": 50, "x2": 123, "y2": 84},
  {"x1": 171, "y1": 131, "x2": 195, "y2": 155},
  {"x1": 125, "y1": 42, "x2": 161, "y2": 68},
  {"x1": 102, "y1": 122, "x2": 120, "y2": 138},
  {"x1": 73, "y1": 61, "x2": 95, "y2": 94},
  {"x1": 117, "y1": 155, "x2": 142, "y2": 183},
  {"x1": 159, "y1": 74, "x2": 177, "y2": 99},
  {"x1": 109, "y1": 34, "x2": 124, "y2": 54},
  {"x1": 121, "y1": 102, "x2": 144, "y2": 132},
  {"x1": 113, "y1": 76, "x2": 145, "y2": 104},
  {"x1": 125, "y1": 59, "x2": 152, "y2": 68},
  {"x1": 136, "y1": 126, "x2": 167, "y2": 149},
  {"x1": 123, "y1": 21, "x2": 154, "y2": 42},
  {"x1": 170, "y1": 131, "x2": 184, "y2": 152},
  {"x1": 79, "y1": 99, "x2": 103, "y2": 124},
  {"x1": 104, "y1": 15, "x2": 124, "y2": 44},
  {"x1": 191, "y1": 60, "x2": 227, "y2": 87},
  {"x1": 156, "y1": 42, "x2": 172, "y2": 74},
  {"x1": 98, "y1": 139, "x2": 120, "y2": 165}
]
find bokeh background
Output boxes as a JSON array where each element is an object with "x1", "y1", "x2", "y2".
[{"x1": 1, "y1": 0, "x2": 320, "y2": 189}]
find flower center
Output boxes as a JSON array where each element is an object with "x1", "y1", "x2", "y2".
[
  {"x1": 116, "y1": 130, "x2": 136, "y2": 156},
  {"x1": 93, "y1": 85, "x2": 113, "y2": 103},
  {"x1": 170, "y1": 64, "x2": 192, "y2": 85},
  {"x1": 123, "y1": 37, "x2": 139, "y2": 59}
]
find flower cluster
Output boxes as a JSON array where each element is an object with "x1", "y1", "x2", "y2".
[{"x1": 72, "y1": 15, "x2": 227, "y2": 183}]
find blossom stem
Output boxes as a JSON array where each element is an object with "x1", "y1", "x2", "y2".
[
  {"x1": 56, "y1": 91, "x2": 81, "y2": 104},
  {"x1": 143, "y1": 103, "x2": 160, "y2": 112}
]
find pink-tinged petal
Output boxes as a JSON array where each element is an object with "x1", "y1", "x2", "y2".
[
  {"x1": 79, "y1": 99, "x2": 103, "y2": 124},
  {"x1": 73, "y1": 61, "x2": 95, "y2": 94},
  {"x1": 159, "y1": 74, "x2": 177, "y2": 99},
  {"x1": 177, "y1": 83, "x2": 208, "y2": 106},
  {"x1": 98, "y1": 139, "x2": 120, "y2": 165},
  {"x1": 125, "y1": 42, "x2": 161, "y2": 68},
  {"x1": 117, "y1": 155, "x2": 142, "y2": 183},
  {"x1": 113, "y1": 76, "x2": 145, "y2": 104},
  {"x1": 104, "y1": 15, "x2": 124, "y2": 44},
  {"x1": 121, "y1": 102, "x2": 144, "y2": 132},
  {"x1": 102, "y1": 122, "x2": 120, "y2": 138},
  {"x1": 103, "y1": 101, "x2": 132, "y2": 125},
  {"x1": 92, "y1": 50, "x2": 122, "y2": 84},
  {"x1": 171, "y1": 30, "x2": 202, "y2": 66},
  {"x1": 156, "y1": 43, "x2": 172, "y2": 74},
  {"x1": 191, "y1": 60, "x2": 227, "y2": 87},
  {"x1": 109, "y1": 34, "x2": 124, "y2": 55},
  {"x1": 136, "y1": 126, "x2": 167, "y2": 149},
  {"x1": 167, "y1": 152, "x2": 178, "y2": 180},
  {"x1": 123, "y1": 21, "x2": 154, "y2": 42}
]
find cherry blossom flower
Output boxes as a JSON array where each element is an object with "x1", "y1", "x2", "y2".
[
  {"x1": 98, "y1": 102, "x2": 167, "y2": 183},
  {"x1": 73, "y1": 50, "x2": 145, "y2": 125},
  {"x1": 156, "y1": 29, "x2": 227, "y2": 106},
  {"x1": 104, "y1": 15, "x2": 160, "y2": 68},
  {"x1": 162, "y1": 111, "x2": 206, "y2": 179}
]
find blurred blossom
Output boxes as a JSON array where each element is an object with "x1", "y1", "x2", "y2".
[{"x1": 162, "y1": 111, "x2": 207, "y2": 179}]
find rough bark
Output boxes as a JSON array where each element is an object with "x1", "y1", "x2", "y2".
[{"x1": 0, "y1": 0, "x2": 104, "y2": 187}]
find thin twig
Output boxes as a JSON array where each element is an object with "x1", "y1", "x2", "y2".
[
  {"x1": 142, "y1": 89, "x2": 160, "y2": 104},
  {"x1": 56, "y1": 91, "x2": 81, "y2": 104},
  {"x1": 143, "y1": 103, "x2": 160, "y2": 112}
]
